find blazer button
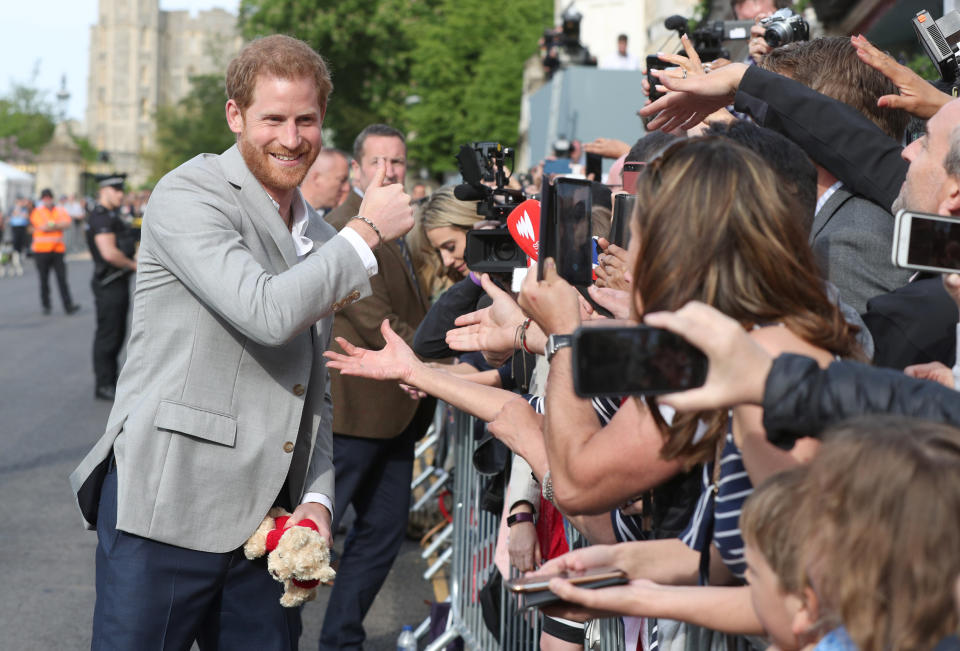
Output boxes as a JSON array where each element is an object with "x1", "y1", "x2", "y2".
[
  {"x1": 293, "y1": 383, "x2": 305, "y2": 396},
  {"x1": 283, "y1": 441, "x2": 294, "y2": 453}
]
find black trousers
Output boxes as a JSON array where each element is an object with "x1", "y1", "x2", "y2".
[
  {"x1": 318, "y1": 423, "x2": 421, "y2": 651},
  {"x1": 93, "y1": 462, "x2": 301, "y2": 650},
  {"x1": 92, "y1": 276, "x2": 130, "y2": 388},
  {"x1": 34, "y1": 251, "x2": 74, "y2": 310}
]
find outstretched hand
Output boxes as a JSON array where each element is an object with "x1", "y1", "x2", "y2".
[
  {"x1": 851, "y1": 34, "x2": 952, "y2": 120},
  {"x1": 640, "y1": 62, "x2": 748, "y2": 132},
  {"x1": 324, "y1": 319, "x2": 419, "y2": 384},
  {"x1": 446, "y1": 274, "x2": 525, "y2": 359}
]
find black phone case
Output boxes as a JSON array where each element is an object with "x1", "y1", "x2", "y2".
[{"x1": 519, "y1": 576, "x2": 629, "y2": 610}]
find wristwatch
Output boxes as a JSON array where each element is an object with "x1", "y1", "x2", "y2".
[{"x1": 545, "y1": 334, "x2": 573, "y2": 361}]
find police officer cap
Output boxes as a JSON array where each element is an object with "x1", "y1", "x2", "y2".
[{"x1": 96, "y1": 173, "x2": 126, "y2": 191}]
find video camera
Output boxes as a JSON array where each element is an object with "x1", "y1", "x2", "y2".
[
  {"x1": 542, "y1": 4, "x2": 596, "y2": 76},
  {"x1": 663, "y1": 8, "x2": 808, "y2": 61},
  {"x1": 454, "y1": 142, "x2": 528, "y2": 273},
  {"x1": 913, "y1": 9, "x2": 960, "y2": 83},
  {"x1": 664, "y1": 14, "x2": 753, "y2": 61}
]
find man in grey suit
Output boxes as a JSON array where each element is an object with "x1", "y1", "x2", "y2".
[
  {"x1": 69, "y1": 35, "x2": 413, "y2": 650},
  {"x1": 812, "y1": 180, "x2": 912, "y2": 313}
]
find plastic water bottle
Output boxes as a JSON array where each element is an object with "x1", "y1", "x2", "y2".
[{"x1": 396, "y1": 624, "x2": 417, "y2": 651}]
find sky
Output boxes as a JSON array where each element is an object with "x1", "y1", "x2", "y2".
[{"x1": 0, "y1": 0, "x2": 239, "y2": 124}]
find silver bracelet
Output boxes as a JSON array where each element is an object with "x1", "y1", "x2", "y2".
[
  {"x1": 351, "y1": 215, "x2": 383, "y2": 249},
  {"x1": 541, "y1": 469, "x2": 555, "y2": 505}
]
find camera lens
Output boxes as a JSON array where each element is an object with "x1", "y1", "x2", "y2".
[
  {"x1": 493, "y1": 241, "x2": 518, "y2": 261},
  {"x1": 764, "y1": 24, "x2": 787, "y2": 47}
]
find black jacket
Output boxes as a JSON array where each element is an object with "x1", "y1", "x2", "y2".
[
  {"x1": 762, "y1": 354, "x2": 960, "y2": 448},
  {"x1": 733, "y1": 66, "x2": 906, "y2": 212}
]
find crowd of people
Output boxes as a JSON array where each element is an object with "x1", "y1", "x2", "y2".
[{"x1": 44, "y1": 4, "x2": 960, "y2": 650}]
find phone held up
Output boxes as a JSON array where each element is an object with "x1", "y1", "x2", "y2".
[
  {"x1": 572, "y1": 325, "x2": 708, "y2": 398},
  {"x1": 892, "y1": 209, "x2": 960, "y2": 275},
  {"x1": 504, "y1": 566, "x2": 628, "y2": 611}
]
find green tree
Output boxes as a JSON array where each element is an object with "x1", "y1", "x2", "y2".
[
  {"x1": 145, "y1": 73, "x2": 236, "y2": 184},
  {"x1": 239, "y1": 0, "x2": 435, "y2": 150},
  {"x1": 0, "y1": 78, "x2": 57, "y2": 155},
  {"x1": 403, "y1": 0, "x2": 552, "y2": 174}
]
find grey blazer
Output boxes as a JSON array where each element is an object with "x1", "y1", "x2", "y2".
[
  {"x1": 69, "y1": 145, "x2": 371, "y2": 553},
  {"x1": 811, "y1": 187, "x2": 912, "y2": 314}
]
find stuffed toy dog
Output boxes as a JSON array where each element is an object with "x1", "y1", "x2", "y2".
[{"x1": 244, "y1": 507, "x2": 336, "y2": 607}]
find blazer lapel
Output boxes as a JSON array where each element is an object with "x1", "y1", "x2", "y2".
[
  {"x1": 812, "y1": 187, "x2": 852, "y2": 241},
  {"x1": 218, "y1": 145, "x2": 299, "y2": 269}
]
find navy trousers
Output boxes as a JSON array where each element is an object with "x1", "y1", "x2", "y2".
[
  {"x1": 317, "y1": 424, "x2": 419, "y2": 650},
  {"x1": 92, "y1": 462, "x2": 301, "y2": 650}
]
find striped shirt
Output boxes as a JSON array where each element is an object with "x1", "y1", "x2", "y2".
[{"x1": 680, "y1": 429, "x2": 752, "y2": 582}]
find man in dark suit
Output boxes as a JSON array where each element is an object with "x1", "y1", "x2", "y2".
[{"x1": 320, "y1": 124, "x2": 434, "y2": 650}]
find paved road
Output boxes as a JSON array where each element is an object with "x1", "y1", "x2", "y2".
[{"x1": 0, "y1": 257, "x2": 435, "y2": 650}]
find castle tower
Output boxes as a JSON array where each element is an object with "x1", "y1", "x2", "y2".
[
  {"x1": 86, "y1": 0, "x2": 242, "y2": 187},
  {"x1": 86, "y1": 0, "x2": 161, "y2": 185}
]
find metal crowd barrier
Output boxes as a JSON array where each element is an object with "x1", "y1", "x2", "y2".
[{"x1": 421, "y1": 405, "x2": 625, "y2": 651}]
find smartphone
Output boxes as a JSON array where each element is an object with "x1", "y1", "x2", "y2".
[
  {"x1": 646, "y1": 53, "x2": 678, "y2": 103},
  {"x1": 543, "y1": 158, "x2": 572, "y2": 176},
  {"x1": 572, "y1": 325, "x2": 708, "y2": 397},
  {"x1": 586, "y1": 152, "x2": 603, "y2": 181},
  {"x1": 621, "y1": 162, "x2": 644, "y2": 195},
  {"x1": 505, "y1": 566, "x2": 627, "y2": 593},
  {"x1": 505, "y1": 567, "x2": 628, "y2": 611},
  {"x1": 553, "y1": 177, "x2": 593, "y2": 286},
  {"x1": 892, "y1": 210, "x2": 960, "y2": 274},
  {"x1": 539, "y1": 176, "x2": 592, "y2": 283},
  {"x1": 608, "y1": 193, "x2": 636, "y2": 248}
]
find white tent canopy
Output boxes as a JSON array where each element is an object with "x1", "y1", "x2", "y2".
[{"x1": 0, "y1": 160, "x2": 34, "y2": 215}]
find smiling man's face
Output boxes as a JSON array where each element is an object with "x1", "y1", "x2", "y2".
[{"x1": 227, "y1": 74, "x2": 324, "y2": 203}]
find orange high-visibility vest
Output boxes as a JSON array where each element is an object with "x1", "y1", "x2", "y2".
[{"x1": 30, "y1": 205, "x2": 72, "y2": 253}]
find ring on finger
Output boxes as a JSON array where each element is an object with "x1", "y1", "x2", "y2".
[{"x1": 682, "y1": 68, "x2": 687, "y2": 79}]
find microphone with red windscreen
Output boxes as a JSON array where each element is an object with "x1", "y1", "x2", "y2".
[{"x1": 506, "y1": 199, "x2": 541, "y2": 262}]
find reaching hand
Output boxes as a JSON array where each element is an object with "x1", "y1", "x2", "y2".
[
  {"x1": 642, "y1": 301, "x2": 772, "y2": 411},
  {"x1": 584, "y1": 137, "x2": 630, "y2": 159},
  {"x1": 904, "y1": 361, "x2": 956, "y2": 389},
  {"x1": 323, "y1": 319, "x2": 420, "y2": 384},
  {"x1": 355, "y1": 159, "x2": 414, "y2": 245},
  {"x1": 851, "y1": 34, "x2": 952, "y2": 120},
  {"x1": 519, "y1": 259, "x2": 582, "y2": 336},
  {"x1": 640, "y1": 63, "x2": 748, "y2": 133}
]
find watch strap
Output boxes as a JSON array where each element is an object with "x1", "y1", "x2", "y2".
[
  {"x1": 506, "y1": 511, "x2": 535, "y2": 527},
  {"x1": 546, "y1": 334, "x2": 573, "y2": 361}
]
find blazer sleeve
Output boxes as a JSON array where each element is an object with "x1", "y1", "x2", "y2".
[
  {"x1": 762, "y1": 354, "x2": 960, "y2": 447},
  {"x1": 142, "y1": 162, "x2": 372, "y2": 348},
  {"x1": 734, "y1": 66, "x2": 907, "y2": 211}
]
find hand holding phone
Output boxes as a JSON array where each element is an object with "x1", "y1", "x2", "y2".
[{"x1": 505, "y1": 566, "x2": 628, "y2": 610}]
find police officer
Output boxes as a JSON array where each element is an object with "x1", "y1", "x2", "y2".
[{"x1": 87, "y1": 173, "x2": 137, "y2": 401}]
